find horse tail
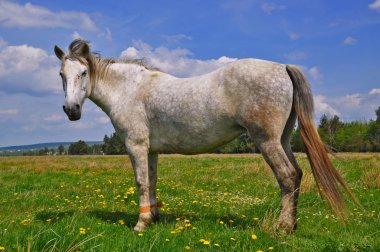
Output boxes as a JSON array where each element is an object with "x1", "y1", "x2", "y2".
[{"x1": 286, "y1": 64, "x2": 360, "y2": 219}]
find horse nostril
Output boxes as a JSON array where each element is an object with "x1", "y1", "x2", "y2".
[
  {"x1": 63, "y1": 105, "x2": 66, "y2": 111},
  {"x1": 75, "y1": 104, "x2": 80, "y2": 110}
]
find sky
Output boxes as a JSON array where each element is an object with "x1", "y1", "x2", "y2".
[{"x1": 0, "y1": 0, "x2": 380, "y2": 147}]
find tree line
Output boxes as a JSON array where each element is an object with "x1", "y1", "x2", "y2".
[{"x1": 3, "y1": 107, "x2": 380, "y2": 156}]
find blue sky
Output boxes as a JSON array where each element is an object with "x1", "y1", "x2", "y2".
[{"x1": 0, "y1": 0, "x2": 380, "y2": 147}]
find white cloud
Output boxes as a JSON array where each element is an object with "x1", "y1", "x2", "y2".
[
  {"x1": 261, "y1": 2, "x2": 286, "y2": 15},
  {"x1": 314, "y1": 95, "x2": 339, "y2": 117},
  {"x1": 0, "y1": 109, "x2": 18, "y2": 116},
  {"x1": 314, "y1": 90, "x2": 380, "y2": 121},
  {"x1": 0, "y1": 0, "x2": 97, "y2": 31},
  {"x1": 308, "y1": 66, "x2": 322, "y2": 81},
  {"x1": 0, "y1": 43, "x2": 61, "y2": 95},
  {"x1": 283, "y1": 51, "x2": 307, "y2": 61},
  {"x1": 369, "y1": 88, "x2": 380, "y2": 95},
  {"x1": 98, "y1": 28, "x2": 112, "y2": 41},
  {"x1": 369, "y1": 0, "x2": 380, "y2": 11},
  {"x1": 95, "y1": 117, "x2": 111, "y2": 124},
  {"x1": 0, "y1": 37, "x2": 7, "y2": 48},
  {"x1": 120, "y1": 40, "x2": 237, "y2": 77},
  {"x1": 162, "y1": 34, "x2": 192, "y2": 43},
  {"x1": 72, "y1": 31, "x2": 82, "y2": 40},
  {"x1": 343, "y1": 36, "x2": 357, "y2": 45},
  {"x1": 288, "y1": 32, "x2": 299, "y2": 41},
  {"x1": 44, "y1": 114, "x2": 63, "y2": 122}
]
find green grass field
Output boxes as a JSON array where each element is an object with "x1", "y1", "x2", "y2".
[{"x1": 0, "y1": 154, "x2": 379, "y2": 251}]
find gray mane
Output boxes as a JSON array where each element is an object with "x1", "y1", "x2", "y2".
[{"x1": 67, "y1": 39, "x2": 160, "y2": 84}]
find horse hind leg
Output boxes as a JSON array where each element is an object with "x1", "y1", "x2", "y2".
[
  {"x1": 253, "y1": 133, "x2": 299, "y2": 233},
  {"x1": 281, "y1": 109, "x2": 303, "y2": 230}
]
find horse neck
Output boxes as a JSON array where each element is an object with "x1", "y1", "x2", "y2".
[{"x1": 88, "y1": 63, "x2": 149, "y2": 115}]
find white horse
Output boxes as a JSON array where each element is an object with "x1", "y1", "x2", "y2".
[{"x1": 54, "y1": 39, "x2": 357, "y2": 233}]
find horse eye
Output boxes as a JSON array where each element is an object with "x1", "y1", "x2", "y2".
[{"x1": 81, "y1": 70, "x2": 87, "y2": 77}]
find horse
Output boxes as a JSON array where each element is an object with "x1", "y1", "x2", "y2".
[{"x1": 54, "y1": 39, "x2": 358, "y2": 233}]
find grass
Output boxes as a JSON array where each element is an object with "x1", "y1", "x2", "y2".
[{"x1": 0, "y1": 153, "x2": 379, "y2": 251}]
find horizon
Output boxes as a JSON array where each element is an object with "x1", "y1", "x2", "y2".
[{"x1": 0, "y1": 0, "x2": 379, "y2": 146}]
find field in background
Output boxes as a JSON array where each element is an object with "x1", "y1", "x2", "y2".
[{"x1": 0, "y1": 154, "x2": 379, "y2": 251}]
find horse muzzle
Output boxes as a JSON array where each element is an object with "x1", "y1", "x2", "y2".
[{"x1": 63, "y1": 104, "x2": 81, "y2": 121}]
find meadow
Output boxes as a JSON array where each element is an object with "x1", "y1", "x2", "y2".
[{"x1": 0, "y1": 154, "x2": 379, "y2": 251}]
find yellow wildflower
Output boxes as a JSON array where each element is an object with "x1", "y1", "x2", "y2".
[
  {"x1": 184, "y1": 246, "x2": 191, "y2": 250},
  {"x1": 137, "y1": 233, "x2": 143, "y2": 237},
  {"x1": 0, "y1": 246, "x2": 5, "y2": 251},
  {"x1": 230, "y1": 237, "x2": 236, "y2": 241},
  {"x1": 251, "y1": 234, "x2": 258, "y2": 240},
  {"x1": 257, "y1": 250, "x2": 263, "y2": 252},
  {"x1": 268, "y1": 247, "x2": 274, "y2": 250},
  {"x1": 214, "y1": 243, "x2": 220, "y2": 247},
  {"x1": 219, "y1": 221, "x2": 224, "y2": 224},
  {"x1": 118, "y1": 219, "x2": 125, "y2": 225},
  {"x1": 79, "y1": 228, "x2": 86, "y2": 235},
  {"x1": 46, "y1": 219, "x2": 52, "y2": 222},
  {"x1": 165, "y1": 238, "x2": 170, "y2": 242},
  {"x1": 170, "y1": 230, "x2": 177, "y2": 234}
]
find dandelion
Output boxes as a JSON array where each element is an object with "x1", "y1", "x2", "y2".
[
  {"x1": 98, "y1": 194, "x2": 104, "y2": 198},
  {"x1": 253, "y1": 217, "x2": 259, "y2": 221},
  {"x1": 184, "y1": 219, "x2": 190, "y2": 223},
  {"x1": 165, "y1": 238, "x2": 170, "y2": 242},
  {"x1": 118, "y1": 219, "x2": 125, "y2": 225},
  {"x1": 219, "y1": 221, "x2": 224, "y2": 224},
  {"x1": 185, "y1": 223, "x2": 191, "y2": 227},
  {"x1": 256, "y1": 250, "x2": 263, "y2": 252},
  {"x1": 214, "y1": 243, "x2": 220, "y2": 247},
  {"x1": 203, "y1": 240, "x2": 210, "y2": 245},
  {"x1": 251, "y1": 234, "x2": 258, "y2": 240},
  {"x1": 185, "y1": 246, "x2": 191, "y2": 250},
  {"x1": 170, "y1": 230, "x2": 177, "y2": 234},
  {"x1": 268, "y1": 247, "x2": 274, "y2": 250},
  {"x1": 46, "y1": 218, "x2": 52, "y2": 222},
  {"x1": 20, "y1": 219, "x2": 29, "y2": 225},
  {"x1": 230, "y1": 237, "x2": 236, "y2": 241},
  {"x1": 0, "y1": 246, "x2": 5, "y2": 251},
  {"x1": 137, "y1": 233, "x2": 143, "y2": 237},
  {"x1": 130, "y1": 200, "x2": 137, "y2": 205},
  {"x1": 75, "y1": 196, "x2": 80, "y2": 199},
  {"x1": 79, "y1": 228, "x2": 86, "y2": 235}
]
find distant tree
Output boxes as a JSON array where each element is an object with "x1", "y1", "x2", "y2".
[
  {"x1": 366, "y1": 107, "x2": 380, "y2": 151},
  {"x1": 102, "y1": 133, "x2": 127, "y2": 154},
  {"x1": 58, "y1": 144, "x2": 65, "y2": 155},
  {"x1": 68, "y1": 140, "x2": 89, "y2": 155},
  {"x1": 290, "y1": 126, "x2": 304, "y2": 152},
  {"x1": 318, "y1": 114, "x2": 343, "y2": 148}
]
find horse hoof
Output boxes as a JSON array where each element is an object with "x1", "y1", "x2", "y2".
[{"x1": 133, "y1": 223, "x2": 148, "y2": 232}]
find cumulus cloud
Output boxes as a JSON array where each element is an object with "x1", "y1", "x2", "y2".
[
  {"x1": 288, "y1": 32, "x2": 299, "y2": 41},
  {"x1": 43, "y1": 114, "x2": 64, "y2": 122},
  {"x1": 0, "y1": 108, "x2": 18, "y2": 116},
  {"x1": 308, "y1": 66, "x2": 322, "y2": 81},
  {"x1": 369, "y1": 0, "x2": 380, "y2": 11},
  {"x1": 314, "y1": 90, "x2": 380, "y2": 121},
  {"x1": 120, "y1": 40, "x2": 237, "y2": 77},
  {"x1": 261, "y1": 2, "x2": 286, "y2": 15},
  {"x1": 283, "y1": 51, "x2": 307, "y2": 61},
  {"x1": 369, "y1": 88, "x2": 380, "y2": 95},
  {"x1": 343, "y1": 36, "x2": 357, "y2": 45},
  {"x1": 95, "y1": 117, "x2": 111, "y2": 124},
  {"x1": 314, "y1": 95, "x2": 339, "y2": 117},
  {"x1": 0, "y1": 0, "x2": 97, "y2": 31},
  {"x1": 0, "y1": 42, "x2": 61, "y2": 95}
]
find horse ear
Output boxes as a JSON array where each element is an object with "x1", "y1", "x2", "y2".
[
  {"x1": 79, "y1": 43, "x2": 90, "y2": 58},
  {"x1": 54, "y1": 45, "x2": 65, "y2": 60}
]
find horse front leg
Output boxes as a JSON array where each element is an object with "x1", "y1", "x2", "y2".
[
  {"x1": 126, "y1": 142, "x2": 154, "y2": 232},
  {"x1": 148, "y1": 154, "x2": 160, "y2": 223}
]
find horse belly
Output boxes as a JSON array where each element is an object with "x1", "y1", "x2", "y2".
[{"x1": 149, "y1": 120, "x2": 244, "y2": 154}]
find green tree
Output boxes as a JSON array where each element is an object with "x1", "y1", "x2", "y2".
[
  {"x1": 68, "y1": 140, "x2": 89, "y2": 155},
  {"x1": 58, "y1": 144, "x2": 65, "y2": 155}
]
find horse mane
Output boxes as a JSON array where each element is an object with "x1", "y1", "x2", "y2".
[{"x1": 66, "y1": 39, "x2": 160, "y2": 85}]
